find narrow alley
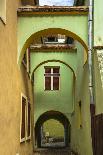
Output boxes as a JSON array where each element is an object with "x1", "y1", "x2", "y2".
[{"x1": 1, "y1": 0, "x2": 103, "y2": 155}]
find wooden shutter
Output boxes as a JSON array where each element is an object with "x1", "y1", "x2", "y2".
[
  {"x1": 53, "y1": 67, "x2": 59, "y2": 74},
  {"x1": 45, "y1": 77, "x2": 51, "y2": 90},
  {"x1": 53, "y1": 67, "x2": 60, "y2": 90},
  {"x1": 53, "y1": 76, "x2": 59, "y2": 90},
  {"x1": 27, "y1": 101, "x2": 31, "y2": 139},
  {"x1": 45, "y1": 68, "x2": 51, "y2": 74},
  {"x1": 21, "y1": 96, "x2": 26, "y2": 141}
]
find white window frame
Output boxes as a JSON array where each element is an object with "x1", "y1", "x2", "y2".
[
  {"x1": 20, "y1": 93, "x2": 27, "y2": 143},
  {"x1": 44, "y1": 67, "x2": 60, "y2": 91},
  {"x1": 0, "y1": 0, "x2": 6, "y2": 24},
  {"x1": 26, "y1": 100, "x2": 31, "y2": 140}
]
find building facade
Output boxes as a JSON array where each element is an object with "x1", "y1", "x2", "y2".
[{"x1": 0, "y1": 0, "x2": 103, "y2": 155}]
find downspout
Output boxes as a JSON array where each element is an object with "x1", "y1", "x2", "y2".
[
  {"x1": 88, "y1": 0, "x2": 95, "y2": 115},
  {"x1": 88, "y1": 0, "x2": 95, "y2": 154}
]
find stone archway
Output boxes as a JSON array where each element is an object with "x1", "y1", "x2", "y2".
[{"x1": 35, "y1": 110, "x2": 71, "y2": 148}]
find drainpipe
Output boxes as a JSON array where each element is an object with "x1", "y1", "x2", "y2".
[
  {"x1": 88, "y1": 0, "x2": 95, "y2": 116},
  {"x1": 88, "y1": 1, "x2": 95, "y2": 154}
]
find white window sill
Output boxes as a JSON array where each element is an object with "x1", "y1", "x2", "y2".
[{"x1": 0, "y1": 16, "x2": 6, "y2": 24}]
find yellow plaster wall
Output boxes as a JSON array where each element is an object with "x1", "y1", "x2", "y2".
[{"x1": 0, "y1": 0, "x2": 33, "y2": 154}]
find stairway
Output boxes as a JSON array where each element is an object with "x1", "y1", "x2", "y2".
[{"x1": 34, "y1": 148, "x2": 77, "y2": 155}]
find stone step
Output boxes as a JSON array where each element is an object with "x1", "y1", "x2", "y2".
[{"x1": 33, "y1": 148, "x2": 76, "y2": 155}]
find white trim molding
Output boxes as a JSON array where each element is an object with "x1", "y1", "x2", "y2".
[
  {"x1": 20, "y1": 93, "x2": 27, "y2": 143},
  {"x1": 26, "y1": 100, "x2": 31, "y2": 140},
  {"x1": 0, "y1": 0, "x2": 6, "y2": 24}
]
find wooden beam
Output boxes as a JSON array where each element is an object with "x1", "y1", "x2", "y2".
[{"x1": 17, "y1": 6, "x2": 89, "y2": 16}]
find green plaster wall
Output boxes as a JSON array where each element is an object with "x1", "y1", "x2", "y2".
[
  {"x1": 84, "y1": 0, "x2": 89, "y2": 6},
  {"x1": 30, "y1": 43, "x2": 93, "y2": 154},
  {"x1": 93, "y1": 51, "x2": 103, "y2": 115},
  {"x1": 71, "y1": 63, "x2": 93, "y2": 155},
  {"x1": 94, "y1": 0, "x2": 103, "y2": 46},
  {"x1": 94, "y1": 0, "x2": 103, "y2": 114},
  {"x1": 75, "y1": 42, "x2": 84, "y2": 102},
  {"x1": 93, "y1": 0, "x2": 103, "y2": 116},
  {"x1": 30, "y1": 49, "x2": 78, "y2": 123},
  {"x1": 34, "y1": 61, "x2": 74, "y2": 124},
  {"x1": 30, "y1": 49, "x2": 77, "y2": 75},
  {"x1": 18, "y1": 15, "x2": 88, "y2": 64}
]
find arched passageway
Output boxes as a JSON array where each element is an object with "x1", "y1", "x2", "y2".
[
  {"x1": 35, "y1": 111, "x2": 71, "y2": 148},
  {"x1": 17, "y1": 27, "x2": 88, "y2": 65}
]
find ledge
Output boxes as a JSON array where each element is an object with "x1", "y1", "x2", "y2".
[
  {"x1": 93, "y1": 46, "x2": 103, "y2": 50},
  {"x1": 34, "y1": 147, "x2": 70, "y2": 153},
  {"x1": 17, "y1": 6, "x2": 89, "y2": 16},
  {"x1": 30, "y1": 44, "x2": 77, "y2": 51}
]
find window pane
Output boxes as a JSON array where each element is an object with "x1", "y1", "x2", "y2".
[
  {"x1": 66, "y1": 37, "x2": 74, "y2": 44},
  {"x1": 21, "y1": 97, "x2": 26, "y2": 139},
  {"x1": 45, "y1": 68, "x2": 51, "y2": 73},
  {"x1": 53, "y1": 77, "x2": 59, "y2": 90},
  {"x1": 48, "y1": 37, "x2": 56, "y2": 42},
  {"x1": 53, "y1": 68, "x2": 59, "y2": 73},
  {"x1": 45, "y1": 77, "x2": 51, "y2": 90}
]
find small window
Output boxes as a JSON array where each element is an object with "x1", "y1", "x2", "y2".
[
  {"x1": 20, "y1": 94, "x2": 27, "y2": 142},
  {"x1": 66, "y1": 37, "x2": 74, "y2": 45},
  {"x1": 0, "y1": 0, "x2": 6, "y2": 24},
  {"x1": 48, "y1": 37, "x2": 57, "y2": 42},
  {"x1": 44, "y1": 67, "x2": 60, "y2": 91},
  {"x1": 43, "y1": 36, "x2": 58, "y2": 44},
  {"x1": 20, "y1": 94, "x2": 31, "y2": 142},
  {"x1": 26, "y1": 101, "x2": 31, "y2": 140}
]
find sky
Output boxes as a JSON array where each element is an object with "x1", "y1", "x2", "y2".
[{"x1": 39, "y1": 0, "x2": 74, "y2": 6}]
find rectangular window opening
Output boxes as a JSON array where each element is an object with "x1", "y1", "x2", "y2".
[
  {"x1": 44, "y1": 66, "x2": 60, "y2": 91},
  {"x1": 20, "y1": 95, "x2": 27, "y2": 143},
  {"x1": 20, "y1": 94, "x2": 31, "y2": 143}
]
